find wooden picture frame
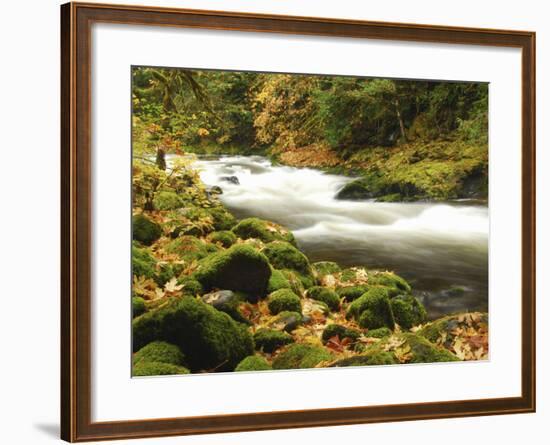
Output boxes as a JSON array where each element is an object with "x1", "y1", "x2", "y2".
[{"x1": 60, "y1": 2, "x2": 536, "y2": 442}]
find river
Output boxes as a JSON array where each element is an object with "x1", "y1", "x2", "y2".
[{"x1": 194, "y1": 155, "x2": 488, "y2": 319}]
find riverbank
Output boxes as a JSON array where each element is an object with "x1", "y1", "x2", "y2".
[{"x1": 131, "y1": 157, "x2": 488, "y2": 376}]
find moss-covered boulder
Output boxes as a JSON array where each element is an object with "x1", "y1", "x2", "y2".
[
  {"x1": 267, "y1": 269, "x2": 292, "y2": 293},
  {"x1": 201, "y1": 290, "x2": 249, "y2": 324},
  {"x1": 307, "y1": 286, "x2": 341, "y2": 311},
  {"x1": 254, "y1": 329, "x2": 294, "y2": 353},
  {"x1": 269, "y1": 311, "x2": 303, "y2": 333},
  {"x1": 267, "y1": 289, "x2": 302, "y2": 315},
  {"x1": 153, "y1": 191, "x2": 185, "y2": 210},
  {"x1": 347, "y1": 287, "x2": 395, "y2": 330},
  {"x1": 235, "y1": 355, "x2": 272, "y2": 372},
  {"x1": 176, "y1": 276, "x2": 204, "y2": 296},
  {"x1": 312, "y1": 261, "x2": 341, "y2": 278},
  {"x1": 391, "y1": 295, "x2": 427, "y2": 329},
  {"x1": 232, "y1": 218, "x2": 296, "y2": 245},
  {"x1": 132, "y1": 361, "x2": 190, "y2": 376},
  {"x1": 133, "y1": 341, "x2": 185, "y2": 367},
  {"x1": 207, "y1": 230, "x2": 237, "y2": 248},
  {"x1": 330, "y1": 352, "x2": 398, "y2": 367},
  {"x1": 164, "y1": 236, "x2": 212, "y2": 262},
  {"x1": 368, "y1": 271, "x2": 412, "y2": 294},
  {"x1": 194, "y1": 244, "x2": 271, "y2": 296},
  {"x1": 263, "y1": 241, "x2": 310, "y2": 276},
  {"x1": 335, "y1": 178, "x2": 375, "y2": 201},
  {"x1": 132, "y1": 244, "x2": 157, "y2": 280},
  {"x1": 366, "y1": 327, "x2": 393, "y2": 338},
  {"x1": 132, "y1": 297, "x2": 254, "y2": 371},
  {"x1": 321, "y1": 324, "x2": 361, "y2": 344},
  {"x1": 272, "y1": 344, "x2": 333, "y2": 370},
  {"x1": 186, "y1": 206, "x2": 237, "y2": 231},
  {"x1": 280, "y1": 269, "x2": 306, "y2": 295},
  {"x1": 417, "y1": 312, "x2": 489, "y2": 347},
  {"x1": 336, "y1": 285, "x2": 371, "y2": 302},
  {"x1": 132, "y1": 296, "x2": 146, "y2": 318},
  {"x1": 132, "y1": 214, "x2": 162, "y2": 246}
]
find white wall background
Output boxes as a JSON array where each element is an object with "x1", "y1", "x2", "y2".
[{"x1": 0, "y1": 1, "x2": 546, "y2": 444}]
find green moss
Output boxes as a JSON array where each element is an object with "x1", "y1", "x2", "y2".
[
  {"x1": 330, "y1": 352, "x2": 398, "y2": 367},
  {"x1": 271, "y1": 311, "x2": 303, "y2": 333},
  {"x1": 366, "y1": 327, "x2": 392, "y2": 338},
  {"x1": 272, "y1": 344, "x2": 333, "y2": 370},
  {"x1": 281, "y1": 270, "x2": 306, "y2": 295},
  {"x1": 132, "y1": 297, "x2": 254, "y2": 371},
  {"x1": 156, "y1": 263, "x2": 177, "y2": 286},
  {"x1": 262, "y1": 241, "x2": 315, "y2": 288},
  {"x1": 132, "y1": 361, "x2": 190, "y2": 376},
  {"x1": 347, "y1": 287, "x2": 395, "y2": 330},
  {"x1": 153, "y1": 191, "x2": 185, "y2": 210},
  {"x1": 132, "y1": 297, "x2": 146, "y2": 318},
  {"x1": 368, "y1": 271, "x2": 412, "y2": 293},
  {"x1": 132, "y1": 214, "x2": 162, "y2": 246},
  {"x1": 132, "y1": 244, "x2": 157, "y2": 280},
  {"x1": 254, "y1": 329, "x2": 294, "y2": 353},
  {"x1": 235, "y1": 355, "x2": 272, "y2": 372},
  {"x1": 201, "y1": 290, "x2": 249, "y2": 324},
  {"x1": 339, "y1": 268, "x2": 361, "y2": 283},
  {"x1": 176, "y1": 276, "x2": 204, "y2": 296},
  {"x1": 164, "y1": 236, "x2": 211, "y2": 262},
  {"x1": 391, "y1": 295, "x2": 427, "y2": 329},
  {"x1": 194, "y1": 244, "x2": 271, "y2": 296},
  {"x1": 133, "y1": 341, "x2": 185, "y2": 366},
  {"x1": 267, "y1": 289, "x2": 302, "y2": 315},
  {"x1": 321, "y1": 324, "x2": 361, "y2": 343},
  {"x1": 400, "y1": 333, "x2": 460, "y2": 363},
  {"x1": 336, "y1": 285, "x2": 370, "y2": 302},
  {"x1": 267, "y1": 268, "x2": 292, "y2": 293},
  {"x1": 207, "y1": 230, "x2": 237, "y2": 248},
  {"x1": 312, "y1": 261, "x2": 341, "y2": 278},
  {"x1": 186, "y1": 206, "x2": 237, "y2": 231},
  {"x1": 232, "y1": 217, "x2": 296, "y2": 245},
  {"x1": 417, "y1": 312, "x2": 488, "y2": 344},
  {"x1": 307, "y1": 286, "x2": 341, "y2": 311}
]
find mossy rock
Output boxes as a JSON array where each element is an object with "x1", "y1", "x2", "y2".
[
  {"x1": 321, "y1": 324, "x2": 361, "y2": 344},
  {"x1": 347, "y1": 287, "x2": 395, "y2": 330},
  {"x1": 262, "y1": 241, "x2": 312, "y2": 280},
  {"x1": 235, "y1": 355, "x2": 272, "y2": 372},
  {"x1": 186, "y1": 206, "x2": 237, "y2": 231},
  {"x1": 417, "y1": 312, "x2": 489, "y2": 345},
  {"x1": 207, "y1": 230, "x2": 237, "y2": 248},
  {"x1": 132, "y1": 244, "x2": 157, "y2": 280},
  {"x1": 312, "y1": 261, "x2": 341, "y2": 278},
  {"x1": 281, "y1": 270, "x2": 306, "y2": 295},
  {"x1": 330, "y1": 351, "x2": 398, "y2": 367},
  {"x1": 133, "y1": 341, "x2": 185, "y2": 367},
  {"x1": 132, "y1": 297, "x2": 254, "y2": 371},
  {"x1": 132, "y1": 361, "x2": 190, "y2": 376},
  {"x1": 366, "y1": 327, "x2": 393, "y2": 338},
  {"x1": 368, "y1": 271, "x2": 412, "y2": 294},
  {"x1": 132, "y1": 214, "x2": 162, "y2": 246},
  {"x1": 153, "y1": 191, "x2": 185, "y2": 210},
  {"x1": 267, "y1": 269, "x2": 292, "y2": 293},
  {"x1": 132, "y1": 296, "x2": 146, "y2": 318},
  {"x1": 194, "y1": 244, "x2": 271, "y2": 296},
  {"x1": 336, "y1": 285, "x2": 371, "y2": 302},
  {"x1": 335, "y1": 178, "x2": 377, "y2": 201},
  {"x1": 164, "y1": 236, "x2": 211, "y2": 262},
  {"x1": 306, "y1": 286, "x2": 341, "y2": 311},
  {"x1": 267, "y1": 289, "x2": 302, "y2": 315},
  {"x1": 391, "y1": 295, "x2": 427, "y2": 329},
  {"x1": 201, "y1": 290, "x2": 249, "y2": 324},
  {"x1": 232, "y1": 218, "x2": 296, "y2": 246},
  {"x1": 272, "y1": 344, "x2": 333, "y2": 370},
  {"x1": 176, "y1": 276, "x2": 204, "y2": 296},
  {"x1": 254, "y1": 329, "x2": 294, "y2": 353},
  {"x1": 269, "y1": 311, "x2": 303, "y2": 333}
]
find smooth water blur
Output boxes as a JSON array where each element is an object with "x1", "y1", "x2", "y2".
[{"x1": 194, "y1": 155, "x2": 489, "y2": 319}]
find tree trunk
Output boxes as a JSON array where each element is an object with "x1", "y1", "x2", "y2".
[
  {"x1": 394, "y1": 99, "x2": 407, "y2": 143},
  {"x1": 156, "y1": 147, "x2": 166, "y2": 171}
]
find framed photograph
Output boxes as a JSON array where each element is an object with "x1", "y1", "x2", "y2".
[{"x1": 60, "y1": 2, "x2": 536, "y2": 442}]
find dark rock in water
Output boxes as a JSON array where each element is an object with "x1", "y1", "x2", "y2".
[
  {"x1": 208, "y1": 185, "x2": 223, "y2": 195},
  {"x1": 220, "y1": 175, "x2": 240, "y2": 185},
  {"x1": 335, "y1": 178, "x2": 375, "y2": 200}
]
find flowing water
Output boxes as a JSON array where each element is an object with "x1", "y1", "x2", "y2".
[{"x1": 194, "y1": 155, "x2": 488, "y2": 319}]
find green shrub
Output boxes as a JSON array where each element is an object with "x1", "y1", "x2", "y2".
[
  {"x1": 132, "y1": 297, "x2": 254, "y2": 371},
  {"x1": 194, "y1": 244, "x2": 271, "y2": 296},
  {"x1": 267, "y1": 289, "x2": 302, "y2": 315},
  {"x1": 132, "y1": 214, "x2": 162, "y2": 246},
  {"x1": 272, "y1": 344, "x2": 333, "y2": 370},
  {"x1": 254, "y1": 329, "x2": 294, "y2": 353},
  {"x1": 307, "y1": 286, "x2": 340, "y2": 311},
  {"x1": 235, "y1": 355, "x2": 272, "y2": 372}
]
